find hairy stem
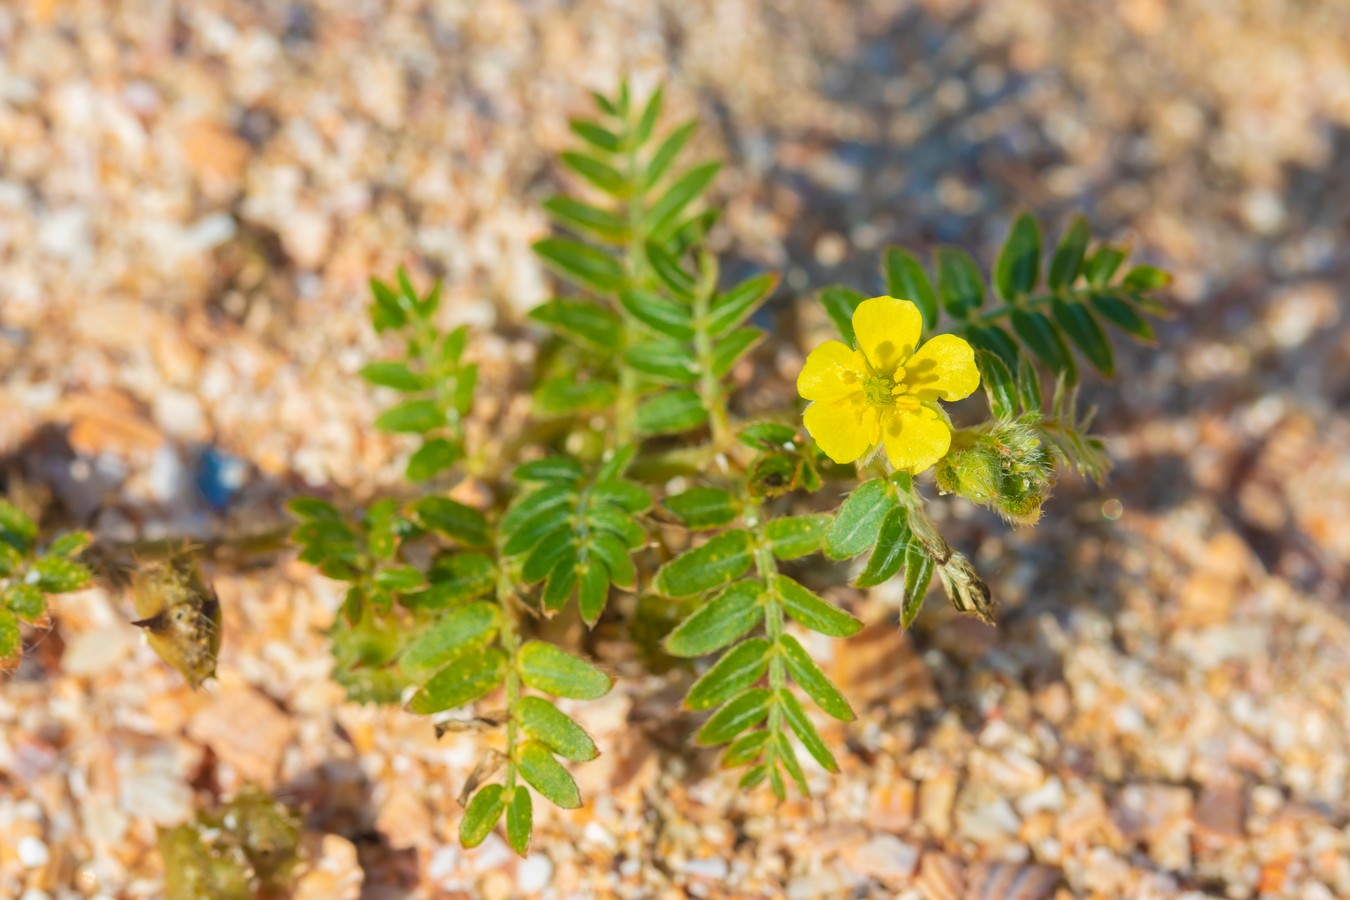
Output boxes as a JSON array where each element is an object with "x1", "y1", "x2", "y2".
[
  {"x1": 495, "y1": 549, "x2": 522, "y2": 790},
  {"x1": 613, "y1": 111, "x2": 647, "y2": 450},
  {"x1": 743, "y1": 499, "x2": 785, "y2": 769}
]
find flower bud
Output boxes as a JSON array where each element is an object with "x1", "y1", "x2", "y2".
[{"x1": 934, "y1": 423, "x2": 1055, "y2": 525}]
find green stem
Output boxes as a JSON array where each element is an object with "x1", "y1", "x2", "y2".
[
  {"x1": 613, "y1": 110, "x2": 647, "y2": 450},
  {"x1": 692, "y1": 279, "x2": 733, "y2": 454},
  {"x1": 743, "y1": 500, "x2": 785, "y2": 765},
  {"x1": 971, "y1": 286, "x2": 1093, "y2": 323},
  {"x1": 495, "y1": 548, "x2": 522, "y2": 790}
]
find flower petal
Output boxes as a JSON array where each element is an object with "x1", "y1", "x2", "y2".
[
  {"x1": 803, "y1": 392, "x2": 879, "y2": 464},
  {"x1": 852, "y1": 296, "x2": 922, "y2": 375},
  {"x1": 880, "y1": 405, "x2": 952, "y2": 474},
  {"x1": 797, "y1": 341, "x2": 868, "y2": 401},
  {"x1": 903, "y1": 333, "x2": 981, "y2": 401}
]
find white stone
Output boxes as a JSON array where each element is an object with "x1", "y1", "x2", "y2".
[
  {"x1": 517, "y1": 855, "x2": 553, "y2": 892},
  {"x1": 17, "y1": 835, "x2": 49, "y2": 867}
]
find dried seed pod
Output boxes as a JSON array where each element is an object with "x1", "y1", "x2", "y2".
[{"x1": 130, "y1": 554, "x2": 221, "y2": 688}]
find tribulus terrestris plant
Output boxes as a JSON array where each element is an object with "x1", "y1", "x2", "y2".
[{"x1": 4, "y1": 81, "x2": 1171, "y2": 858}]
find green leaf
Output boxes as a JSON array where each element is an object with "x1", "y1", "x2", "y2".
[
  {"x1": 710, "y1": 327, "x2": 764, "y2": 378},
  {"x1": 569, "y1": 118, "x2": 621, "y2": 153},
  {"x1": 542, "y1": 564, "x2": 577, "y2": 616},
  {"x1": 517, "y1": 640, "x2": 612, "y2": 700},
  {"x1": 442, "y1": 325, "x2": 469, "y2": 364},
  {"x1": 643, "y1": 121, "x2": 697, "y2": 189},
  {"x1": 560, "y1": 151, "x2": 628, "y2": 197},
  {"x1": 723, "y1": 730, "x2": 770, "y2": 768},
  {"x1": 402, "y1": 602, "x2": 501, "y2": 680},
  {"x1": 901, "y1": 543, "x2": 934, "y2": 629},
  {"x1": 577, "y1": 562, "x2": 609, "y2": 626},
  {"x1": 779, "y1": 634, "x2": 854, "y2": 721},
  {"x1": 775, "y1": 729, "x2": 810, "y2": 795},
  {"x1": 884, "y1": 247, "x2": 938, "y2": 330},
  {"x1": 541, "y1": 559, "x2": 576, "y2": 613},
  {"x1": 369, "y1": 277, "x2": 406, "y2": 332},
  {"x1": 644, "y1": 242, "x2": 696, "y2": 301},
  {"x1": 542, "y1": 196, "x2": 627, "y2": 243},
  {"x1": 994, "y1": 213, "x2": 1042, "y2": 301},
  {"x1": 623, "y1": 340, "x2": 699, "y2": 384},
  {"x1": 936, "y1": 247, "x2": 985, "y2": 318},
  {"x1": 459, "y1": 785, "x2": 506, "y2": 849},
  {"x1": 360, "y1": 361, "x2": 426, "y2": 391},
  {"x1": 634, "y1": 85, "x2": 664, "y2": 146},
  {"x1": 1122, "y1": 264, "x2": 1171, "y2": 292},
  {"x1": 664, "y1": 581, "x2": 764, "y2": 658},
  {"x1": 529, "y1": 298, "x2": 623, "y2": 350},
  {"x1": 855, "y1": 506, "x2": 911, "y2": 587},
  {"x1": 591, "y1": 89, "x2": 619, "y2": 117},
  {"x1": 774, "y1": 575, "x2": 861, "y2": 638},
  {"x1": 590, "y1": 479, "x2": 651, "y2": 513},
  {"x1": 411, "y1": 552, "x2": 497, "y2": 609},
  {"x1": 453, "y1": 363, "x2": 477, "y2": 416},
  {"x1": 740, "y1": 765, "x2": 768, "y2": 790},
  {"x1": 533, "y1": 378, "x2": 618, "y2": 416},
  {"x1": 418, "y1": 279, "x2": 442, "y2": 318},
  {"x1": 685, "y1": 638, "x2": 771, "y2": 710},
  {"x1": 636, "y1": 389, "x2": 707, "y2": 436},
  {"x1": 586, "y1": 505, "x2": 646, "y2": 549},
  {"x1": 825, "y1": 479, "x2": 897, "y2": 559},
  {"x1": 533, "y1": 238, "x2": 627, "y2": 293},
  {"x1": 964, "y1": 323, "x2": 1021, "y2": 370},
  {"x1": 1089, "y1": 291, "x2": 1156, "y2": 342},
  {"x1": 820, "y1": 286, "x2": 865, "y2": 347},
  {"x1": 1048, "y1": 215, "x2": 1089, "y2": 290},
  {"x1": 781, "y1": 689, "x2": 839, "y2": 772},
  {"x1": 653, "y1": 530, "x2": 755, "y2": 598},
  {"x1": 696, "y1": 687, "x2": 771, "y2": 746},
  {"x1": 516, "y1": 741, "x2": 581, "y2": 809},
  {"x1": 765, "y1": 514, "x2": 830, "y2": 560},
  {"x1": 373, "y1": 565, "x2": 423, "y2": 592},
  {"x1": 521, "y1": 533, "x2": 574, "y2": 584},
  {"x1": 414, "y1": 497, "x2": 490, "y2": 547},
  {"x1": 0, "y1": 543, "x2": 23, "y2": 577},
  {"x1": 1051, "y1": 298, "x2": 1114, "y2": 376},
  {"x1": 0, "y1": 608, "x2": 18, "y2": 660},
  {"x1": 33, "y1": 557, "x2": 91, "y2": 593},
  {"x1": 5, "y1": 583, "x2": 46, "y2": 623},
  {"x1": 663, "y1": 487, "x2": 738, "y2": 530},
  {"x1": 1010, "y1": 309, "x2": 1077, "y2": 384},
  {"x1": 406, "y1": 438, "x2": 462, "y2": 481},
  {"x1": 596, "y1": 444, "x2": 636, "y2": 481},
  {"x1": 619, "y1": 289, "x2": 694, "y2": 340},
  {"x1": 1084, "y1": 245, "x2": 1126, "y2": 286},
  {"x1": 586, "y1": 530, "x2": 635, "y2": 590},
  {"x1": 287, "y1": 497, "x2": 341, "y2": 521},
  {"x1": 407, "y1": 646, "x2": 507, "y2": 714},
  {"x1": 645, "y1": 162, "x2": 720, "y2": 238},
  {"x1": 502, "y1": 483, "x2": 577, "y2": 533},
  {"x1": 517, "y1": 696, "x2": 598, "y2": 761},
  {"x1": 708, "y1": 273, "x2": 777, "y2": 337},
  {"x1": 976, "y1": 350, "x2": 1017, "y2": 419},
  {"x1": 506, "y1": 786, "x2": 532, "y2": 856},
  {"x1": 514, "y1": 456, "x2": 585, "y2": 484},
  {"x1": 374, "y1": 399, "x2": 442, "y2": 434},
  {"x1": 1017, "y1": 355, "x2": 1043, "y2": 413}
]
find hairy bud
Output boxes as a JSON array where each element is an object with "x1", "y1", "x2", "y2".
[{"x1": 934, "y1": 422, "x2": 1055, "y2": 525}]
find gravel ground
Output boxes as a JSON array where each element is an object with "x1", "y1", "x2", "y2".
[{"x1": 2, "y1": 0, "x2": 1349, "y2": 897}]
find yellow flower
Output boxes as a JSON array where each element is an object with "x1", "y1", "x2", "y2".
[{"x1": 797, "y1": 296, "x2": 980, "y2": 474}]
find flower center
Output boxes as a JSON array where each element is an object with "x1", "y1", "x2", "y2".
[
  {"x1": 863, "y1": 374, "x2": 897, "y2": 406},
  {"x1": 863, "y1": 364, "x2": 912, "y2": 407}
]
